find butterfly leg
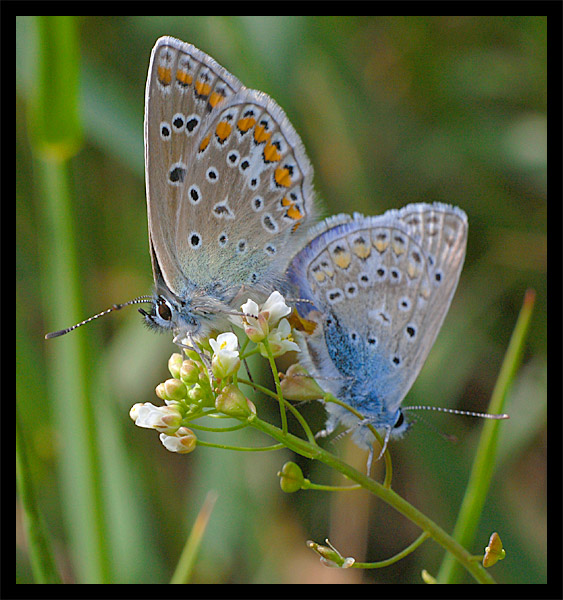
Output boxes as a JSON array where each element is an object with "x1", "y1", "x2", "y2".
[
  {"x1": 173, "y1": 332, "x2": 213, "y2": 380},
  {"x1": 315, "y1": 412, "x2": 339, "y2": 440}
]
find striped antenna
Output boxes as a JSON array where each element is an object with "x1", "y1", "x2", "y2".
[
  {"x1": 403, "y1": 405, "x2": 509, "y2": 420},
  {"x1": 45, "y1": 296, "x2": 154, "y2": 339}
]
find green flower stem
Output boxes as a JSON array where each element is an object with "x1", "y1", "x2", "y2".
[
  {"x1": 240, "y1": 347, "x2": 260, "y2": 361},
  {"x1": 247, "y1": 414, "x2": 496, "y2": 584},
  {"x1": 469, "y1": 555, "x2": 486, "y2": 562},
  {"x1": 189, "y1": 421, "x2": 250, "y2": 433},
  {"x1": 238, "y1": 336, "x2": 250, "y2": 354},
  {"x1": 436, "y1": 289, "x2": 536, "y2": 583},
  {"x1": 261, "y1": 338, "x2": 288, "y2": 435},
  {"x1": 302, "y1": 480, "x2": 362, "y2": 492},
  {"x1": 352, "y1": 532, "x2": 431, "y2": 569},
  {"x1": 196, "y1": 439, "x2": 284, "y2": 452},
  {"x1": 238, "y1": 377, "x2": 317, "y2": 444},
  {"x1": 238, "y1": 377, "x2": 279, "y2": 400},
  {"x1": 325, "y1": 394, "x2": 393, "y2": 488}
]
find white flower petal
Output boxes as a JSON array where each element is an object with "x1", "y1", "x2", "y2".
[
  {"x1": 215, "y1": 332, "x2": 238, "y2": 351},
  {"x1": 131, "y1": 402, "x2": 182, "y2": 433},
  {"x1": 159, "y1": 428, "x2": 196, "y2": 454},
  {"x1": 210, "y1": 332, "x2": 240, "y2": 378},
  {"x1": 241, "y1": 298, "x2": 260, "y2": 320},
  {"x1": 261, "y1": 291, "x2": 291, "y2": 326}
]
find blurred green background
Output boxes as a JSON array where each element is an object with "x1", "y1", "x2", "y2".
[{"x1": 16, "y1": 16, "x2": 546, "y2": 584}]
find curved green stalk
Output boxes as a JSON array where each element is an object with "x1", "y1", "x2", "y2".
[
  {"x1": 352, "y1": 532, "x2": 431, "y2": 569},
  {"x1": 196, "y1": 439, "x2": 285, "y2": 452},
  {"x1": 436, "y1": 289, "x2": 536, "y2": 583},
  {"x1": 260, "y1": 338, "x2": 288, "y2": 434},
  {"x1": 247, "y1": 414, "x2": 497, "y2": 584}
]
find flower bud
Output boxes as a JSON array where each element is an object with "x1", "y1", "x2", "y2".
[
  {"x1": 215, "y1": 384, "x2": 256, "y2": 418},
  {"x1": 187, "y1": 383, "x2": 208, "y2": 404},
  {"x1": 162, "y1": 378, "x2": 188, "y2": 401},
  {"x1": 168, "y1": 353, "x2": 184, "y2": 379},
  {"x1": 244, "y1": 312, "x2": 270, "y2": 343},
  {"x1": 130, "y1": 402, "x2": 183, "y2": 434},
  {"x1": 306, "y1": 540, "x2": 355, "y2": 568},
  {"x1": 280, "y1": 364, "x2": 324, "y2": 401},
  {"x1": 159, "y1": 427, "x2": 197, "y2": 454},
  {"x1": 180, "y1": 359, "x2": 201, "y2": 385},
  {"x1": 278, "y1": 461, "x2": 305, "y2": 493},
  {"x1": 483, "y1": 532, "x2": 506, "y2": 567}
]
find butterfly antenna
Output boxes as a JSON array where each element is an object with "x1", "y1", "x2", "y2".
[
  {"x1": 403, "y1": 405, "x2": 509, "y2": 421},
  {"x1": 286, "y1": 297, "x2": 315, "y2": 306},
  {"x1": 45, "y1": 296, "x2": 154, "y2": 339},
  {"x1": 402, "y1": 405, "x2": 508, "y2": 444},
  {"x1": 219, "y1": 308, "x2": 260, "y2": 320}
]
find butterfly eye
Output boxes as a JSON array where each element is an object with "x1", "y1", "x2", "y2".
[
  {"x1": 157, "y1": 298, "x2": 173, "y2": 321},
  {"x1": 393, "y1": 411, "x2": 404, "y2": 429}
]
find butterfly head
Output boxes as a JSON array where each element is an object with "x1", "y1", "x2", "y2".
[{"x1": 139, "y1": 275, "x2": 237, "y2": 341}]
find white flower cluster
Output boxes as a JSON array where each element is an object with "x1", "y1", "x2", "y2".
[
  {"x1": 230, "y1": 291, "x2": 299, "y2": 357},
  {"x1": 130, "y1": 292, "x2": 300, "y2": 453},
  {"x1": 129, "y1": 402, "x2": 197, "y2": 454}
]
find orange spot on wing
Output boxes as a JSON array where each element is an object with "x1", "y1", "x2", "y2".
[
  {"x1": 199, "y1": 135, "x2": 211, "y2": 152},
  {"x1": 334, "y1": 253, "x2": 351, "y2": 269},
  {"x1": 287, "y1": 204, "x2": 303, "y2": 221},
  {"x1": 157, "y1": 66, "x2": 172, "y2": 85},
  {"x1": 263, "y1": 141, "x2": 281, "y2": 163},
  {"x1": 215, "y1": 120, "x2": 232, "y2": 141},
  {"x1": 195, "y1": 80, "x2": 212, "y2": 97},
  {"x1": 208, "y1": 91, "x2": 226, "y2": 108},
  {"x1": 275, "y1": 167, "x2": 292, "y2": 187},
  {"x1": 352, "y1": 241, "x2": 371, "y2": 259},
  {"x1": 254, "y1": 124, "x2": 271, "y2": 144},
  {"x1": 237, "y1": 116, "x2": 256, "y2": 132},
  {"x1": 176, "y1": 69, "x2": 193, "y2": 86}
]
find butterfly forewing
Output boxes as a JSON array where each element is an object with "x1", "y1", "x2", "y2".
[{"x1": 144, "y1": 36, "x2": 317, "y2": 334}]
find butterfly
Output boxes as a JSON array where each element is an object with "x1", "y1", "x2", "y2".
[
  {"x1": 46, "y1": 37, "x2": 317, "y2": 342},
  {"x1": 141, "y1": 37, "x2": 317, "y2": 341},
  {"x1": 286, "y1": 203, "x2": 468, "y2": 451}
]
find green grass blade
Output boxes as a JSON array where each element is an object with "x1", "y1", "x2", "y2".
[{"x1": 437, "y1": 289, "x2": 536, "y2": 583}]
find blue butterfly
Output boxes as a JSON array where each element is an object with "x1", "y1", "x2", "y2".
[{"x1": 287, "y1": 203, "x2": 468, "y2": 456}]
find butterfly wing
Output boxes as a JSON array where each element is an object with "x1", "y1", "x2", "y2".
[
  {"x1": 287, "y1": 203, "x2": 467, "y2": 423},
  {"x1": 145, "y1": 37, "x2": 316, "y2": 311},
  {"x1": 145, "y1": 37, "x2": 244, "y2": 299}
]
